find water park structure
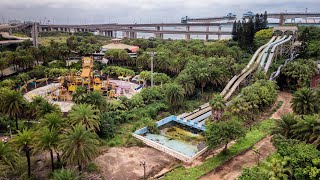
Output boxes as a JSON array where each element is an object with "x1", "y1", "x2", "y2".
[
  {"x1": 23, "y1": 56, "x2": 142, "y2": 112},
  {"x1": 133, "y1": 26, "x2": 299, "y2": 162}
]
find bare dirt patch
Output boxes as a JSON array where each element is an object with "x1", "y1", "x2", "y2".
[
  {"x1": 95, "y1": 146, "x2": 177, "y2": 180},
  {"x1": 271, "y1": 92, "x2": 293, "y2": 119},
  {"x1": 199, "y1": 136, "x2": 275, "y2": 180}
]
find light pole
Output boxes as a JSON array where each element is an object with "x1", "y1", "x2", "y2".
[
  {"x1": 140, "y1": 161, "x2": 146, "y2": 180},
  {"x1": 147, "y1": 52, "x2": 156, "y2": 87}
]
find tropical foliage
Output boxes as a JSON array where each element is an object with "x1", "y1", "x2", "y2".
[{"x1": 291, "y1": 87, "x2": 319, "y2": 115}]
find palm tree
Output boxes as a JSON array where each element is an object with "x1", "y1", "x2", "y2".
[
  {"x1": 164, "y1": 83, "x2": 185, "y2": 107},
  {"x1": 36, "y1": 127, "x2": 59, "y2": 172},
  {"x1": 0, "y1": 141, "x2": 19, "y2": 169},
  {"x1": 272, "y1": 113, "x2": 297, "y2": 138},
  {"x1": 41, "y1": 112, "x2": 64, "y2": 130},
  {"x1": 28, "y1": 96, "x2": 46, "y2": 118},
  {"x1": 40, "y1": 112, "x2": 64, "y2": 165},
  {"x1": 86, "y1": 91, "x2": 106, "y2": 110},
  {"x1": 262, "y1": 156, "x2": 292, "y2": 179},
  {"x1": 59, "y1": 124, "x2": 99, "y2": 172},
  {"x1": 175, "y1": 73, "x2": 195, "y2": 96},
  {"x1": 68, "y1": 104, "x2": 100, "y2": 131},
  {"x1": 291, "y1": 87, "x2": 319, "y2": 115},
  {"x1": 0, "y1": 90, "x2": 26, "y2": 130},
  {"x1": 37, "y1": 101, "x2": 60, "y2": 118},
  {"x1": 12, "y1": 129, "x2": 34, "y2": 177},
  {"x1": 209, "y1": 93, "x2": 226, "y2": 121},
  {"x1": 291, "y1": 115, "x2": 319, "y2": 143},
  {"x1": 52, "y1": 168, "x2": 80, "y2": 180}
]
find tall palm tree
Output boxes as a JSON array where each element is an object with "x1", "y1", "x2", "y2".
[
  {"x1": 272, "y1": 113, "x2": 297, "y2": 138},
  {"x1": 36, "y1": 127, "x2": 59, "y2": 172},
  {"x1": 291, "y1": 115, "x2": 317, "y2": 141},
  {"x1": 0, "y1": 141, "x2": 19, "y2": 169},
  {"x1": 52, "y1": 168, "x2": 80, "y2": 180},
  {"x1": 12, "y1": 129, "x2": 34, "y2": 177},
  {"x1": 175, "y1": 73, "x2": 195, "y2": 96},
  {"x1": 164, "y1": 83, "x2": 185, "y2": 107},
  {"x1": 41, "y1": 112, "x2": 64, "y2": 130},
  {"x1": 68, "y1": 104, "x2": 100, "y2": 131},
  {"x1": 40, "y1": 112, "x2": 64, "y2": 164},
  {"x1": 291, "y1": 87, "x2": 319, "y2": 115},
  {"x1": 209, "y1": 93, "x2": 226, "y2": 121},
  {"x1": 37, "y1": 101, "x2": 60, "y2": 118},
  {"x1": 59, "y1": 124, "x2": 99, "y2": 172},
  {"x1": 0, "y1": 90, "x2": 26, "y2": 130}
]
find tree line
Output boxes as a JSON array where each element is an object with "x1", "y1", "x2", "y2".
[{"x1": 232, "y1": 11, "x2": 268, "y2": 51}]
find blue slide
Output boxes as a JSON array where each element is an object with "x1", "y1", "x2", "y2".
[{"x1": 135, "y1": 84, "x2": 143, "y2": 90}]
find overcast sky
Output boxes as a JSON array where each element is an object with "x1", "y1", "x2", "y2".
[{"x1": 0, "y1": 0, "x2": 319, "y2": 24}]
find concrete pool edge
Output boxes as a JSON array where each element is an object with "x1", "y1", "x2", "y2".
[
  {"x1": 133, "y1": 115, "x2": 208, "y2": 163},
  {"x1": 132, "y1": 133, "x2": 208, "y2": 163}
]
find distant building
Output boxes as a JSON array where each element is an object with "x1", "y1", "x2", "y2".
[
  {"x1": 101, "y1": 39, "x2": 139, "y2": 54},
  {"x1": 8, "y1": 20, "x2": 21, "y2": 25}
]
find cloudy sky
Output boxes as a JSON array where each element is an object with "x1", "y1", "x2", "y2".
[{"x1": 0, "y1": 0, "x2": 319, "y2": 24}]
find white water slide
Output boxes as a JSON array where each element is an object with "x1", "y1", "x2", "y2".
[
  {"x1": 178, "y1": 36, "x2": 278, "y2": 121},
  {"x1": 264, "y1": 35, "x2": 293, "y2": 73},
  {"x1": 222, "y1": 36, "x2": 278, "y2": 100},
  {"x1": 220, "y1": 36, "x2": 277, "y2": 98},
  {"x1": 259, "y1": 36, "x2": 286, "y2": 69}
]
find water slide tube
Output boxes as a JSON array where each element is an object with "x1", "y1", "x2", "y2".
[
  {"x1": 264, "y1": 35, "x2": 293, "y2": 73},
  {"x1": 220, "y1": 36, "x2": 277, "y2": 97},
  {"x1": 222, "y1": 36, "x2": 277, "y2": 100},
  {"x1": 259, "y1": 36, "x2": 286, "y2": 69}
]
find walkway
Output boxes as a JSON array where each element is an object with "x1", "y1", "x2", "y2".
[
  {"x1": 199, "y1": 92, "x2": 293, "y2": 180},
  {"x1": 199, "y1": 136, "x2": 275, "y2": 180}
]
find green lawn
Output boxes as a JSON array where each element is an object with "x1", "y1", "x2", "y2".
[
  {"x1": 163, "y1": 119, "x2": 276, "y2": 180},
  {"x1": 39, "y1": 36, "x2": 70, "y2": 46}
]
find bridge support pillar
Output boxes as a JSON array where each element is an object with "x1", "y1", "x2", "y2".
[
  {"x1": 129, "y1": 32, "x2": 137, "y2": 38},
  {"x1": 206, "y1": 26, "x2": 209, "y2": 41},
  {"x1": 123, "y1": 31, "x2": 130, "y2": 38},
  {"x1": 8, "y1": 28, "x2": 13, "y2": 35},
  {"x1": 155, "y1": 33, "x2": 163, "y2": 39},
  {"x1": 31, "y1": 23, "x2": 39, "y2": 48},
  {"x1": 155, "y1": 26, "x2": 163, "y2": 39},
  {"x1": 185, "y1": 34, "x2": 191, "y2": 40},
  {"x1": 218, "y1": 26, "x2": 222, "y2": 40},
  {"x1": 185, "y1": 25, "x2": 191, "y2": 40}
]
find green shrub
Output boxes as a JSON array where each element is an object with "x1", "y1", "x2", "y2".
[{"x1": 86, "y1": 162, "x2": 99, "y2": 173}]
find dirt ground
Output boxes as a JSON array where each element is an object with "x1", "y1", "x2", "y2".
[
  {"x1": 199, "y1": 136, "x2": 275, "y2": 180},
  {"x1": 199, "y1": 92, "x2": 293, "y2": 180},
  {"x1": 95, "y1": 146, "x2": 177, "y2": 180},
  {"x1": 270, "y1": 92, "x2": 293, "y2": 119}
]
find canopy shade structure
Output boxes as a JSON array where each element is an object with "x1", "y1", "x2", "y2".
[{"x1": 81, "y1": 68, "x2": 91, "y2": 78}]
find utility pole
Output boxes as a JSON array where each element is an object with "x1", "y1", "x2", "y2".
[
  {"x1": 147, "y1": 52, "x2": 156, "y2": 87},
  {"x1": 140, "y1": 161, "x2": 146, "y2": 180}
]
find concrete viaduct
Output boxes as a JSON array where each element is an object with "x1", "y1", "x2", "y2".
[{"x1": 38, "y1": 22, "x2": 233, "y2": 40}]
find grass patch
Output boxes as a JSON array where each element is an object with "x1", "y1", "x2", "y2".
[
  {"x1": 104, "y1": 117, "x2": 153, "y2": 147},
  {"x1": 162, "y1": 119, "x2": 276, "y2": 180},
  {"x1": 39, "y1": 36, "x2": 70, "y2": 46}
]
